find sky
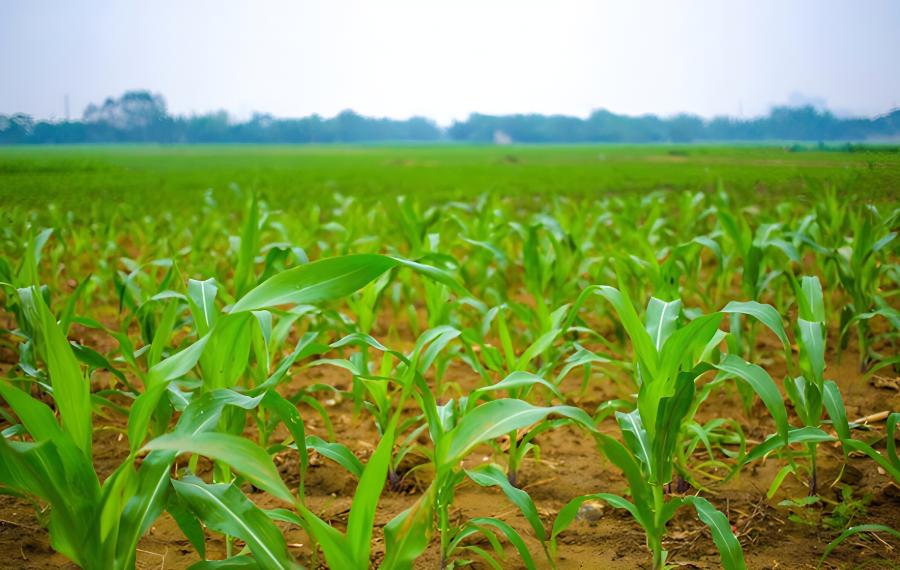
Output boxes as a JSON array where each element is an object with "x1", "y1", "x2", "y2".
[{"x1": 1, "y1": 0, "x2": 898, "y2": 125}]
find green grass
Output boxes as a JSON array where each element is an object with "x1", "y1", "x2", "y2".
[{"x1": 1, "y1": 144, "x2": 897, "y2": 212}]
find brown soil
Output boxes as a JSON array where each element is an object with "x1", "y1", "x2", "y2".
[{"x1": 0, "y1": 322, "x2": 898, "y2": 569}]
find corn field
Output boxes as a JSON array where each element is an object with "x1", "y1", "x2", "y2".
[{"x1": 0, "y1": 185, "x2": 898, "y2": 569}]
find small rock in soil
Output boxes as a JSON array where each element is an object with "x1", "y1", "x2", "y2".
[{"x1": 576, "y1": 501, "x2": 605, "y2": 525}]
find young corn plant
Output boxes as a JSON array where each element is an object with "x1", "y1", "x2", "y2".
[
  {"x1": 553, "y1": 284, "x2": 799, "y2": 569},
  {"x1": 736, "y1": 277, "x2": 900, "y2": 497},
  {"x1": 380, "y1": 388, "x2": 597, "y2": 569},
  {"x1": 318, "y1": 325, "x2": 462, "y2": 492},
  {"x1": 457, "y1": 302, "x2": 575, "y2": 486}
]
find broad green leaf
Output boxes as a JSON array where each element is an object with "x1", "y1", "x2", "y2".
[
  {"x1": 745, "y1": 427, "x2": 834, "y2": 464},
  {"x1": 167, "y1": 488, "x2": 206, "y2": 558},
  {"x1": 18, "y1": 286, "x2": 92, "y2": 456},
  {"x1": 596, "y1": 434, "x2": 654, "y2": 531},
  {"x1": 0, "y1": 380, "x2": 64, "y2": 442},
  {"x1": 466, "y1": 464, "x2": 546, "y2": 541},
  {"x1": 595, "y1": 286, "x2": 659, "y2": 379},
  {"x1": 822, "y1": 380, "x2": 850, "y2": 443},
  {"x1": 232, "y1": 254, "x2": 463, "y2": 313},
  {"x1": 144, "y1": 433, "x2": 294, "y2": 503},
  {"x1": 798, "y1": 276, "x2": 825, "y2": 322},
  {"x1": 234, "y1": 192, "x2": 260, "y2": 298},
  {"x1": 657, "y1": 313, "x2": 723, "y2": 384},
  {"x1": 117, "y1": 389, "x2": 267, "y2": 567},
  {"x1": 797, "y1": 319, "x2": 825, "y2": 385},
  {"x1": 187, "y1": 278, "x2": 219, "y2": 335},
  {"x1": 651, "y1": 372, "x2": 695, "y2": 485},
  {"x1": 715, "y1": 355, "x2": 789, "y2": 444},
  {"x1": 470, "y1": 371, "x2": 562, "y2": 402},
  {"x1": 645, "y1": 297, "x2": 681, "y2": 352},
  {"x1": 721, "y1": 300, "x2": 789, "y2": 351},
  {"x1": 262, "y1": 391, "x2": 308, "y2": 495},
  {"x1": 305, "y1": 436, "x2": 363, "y2": 478},
  {"x1": 439, "y1": 399, "x2": 596, "y2": 468},
  {"x1": 684, "y1": 496, "x2": 746, "y2": 570},
  {"x1": 295, "y1": 502, "x2": 357, "y2": 569},
  {"x1": 129, "y1": 334, "x2": 211, "y2": 450},
  {"x1": 381, "y1": 488, "x2": 435, "y2": 570},
  {"x1": 551, "y1": 493, "x2": 607, "y2": 539},
  {"x1": 172, "y1": 477, "x2": 296, "y2": 570},
  {"x1": 616, "y1": 410, "x2": 653, "y2": 479}
]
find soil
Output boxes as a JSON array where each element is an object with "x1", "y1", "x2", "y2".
[{"x1": 0, "y1": 314, "x2": 898, "y2": 569}]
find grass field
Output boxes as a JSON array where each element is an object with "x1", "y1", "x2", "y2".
[{"x1": 0, "y1": 144, "x2": 898, "y2": 569}]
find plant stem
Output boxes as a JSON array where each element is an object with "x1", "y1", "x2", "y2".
[
  {"x1": 507, "y1": 430, "x2": 519, "y2": 486},
  {"x1": 438, "y1": 489, "x2": 450, "y2": 569},
  {"x1": 808, "y1": 441, "x2": 818, "y2": 496},
  {"x1": 651, "y1": 484, "x2": 666, "y2": 570}
]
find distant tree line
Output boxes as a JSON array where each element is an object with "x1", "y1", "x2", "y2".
[{"x1": 2, "y1": 91, "x2": 899, "y2": 144}]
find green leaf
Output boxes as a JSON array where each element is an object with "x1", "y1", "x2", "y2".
[
  {"x1": 172, "y1": 477, "x2": 296, "y2": 570},
  {"x1": 887, "y1": 413, "x2": 899, "y2": 470},
  {"x1": 818, "y1": 524, "x2": 900, "y2": 569},
  {"x1": 616, "y1": 410, "x2": 653, "y2": 479},
  {"x1": 645, "y1": 297, "x2": 681, "y2": 352},
  {"x1": 234, "y1": 192, "x2": 260, "y2": 298},
  {"x1": 232, "y1": 254, "x2": 463, "y2": 313},
  {"x1": 439, "y1": 399, "x2": 596, "y2": 468},
  {"x1": 144, "y1": 433, "x2": 294, "y2": 503},
  {"x1": 469, "y1": 371, "x2": 562, "y2": 402},
  {"x1": 188, "y1": 278, "x2": 219, "y2": 336},
  {"x1": 469, "y1": 517, "x2": 537, "y2": 570},
  {"x1": 798, "y1": 276, "x2": 825, "y2": 323},
  {"x1": 128, "y1": 332, "x2": 213, "y2": 451},
  {"x1": 167, "y1": 487, "x2": 207, "y2": 558},
  {"x1": 657, "y1": 313, "x2": 723, "y2": 385},
  {"x1": 381, "y1": 488, "x2": 435, "y2": 570},
  {"x1": 745, "y1": 427, "x2": 834, "y2": 464},
  {"x1": 0, "y1": 380, "x2": 64, "y2": 442},
  {"x1": 117, "y1": 389, "x2": 268, "y2": 567},
  {"x1": 262, "y1": 391, "x2": 308, "y2": 495},
  {"x1": 550, "y1": 493, "x2": 607, "y2": 540},
  {"x1": 841, "y1": 439, "x2": 900, "y2": 482},
  {"x1": 305, "y1": 436, "x2": 363, "y2": 478},
  {"x1": 651, "y1": 371, "x2": 695, "y2": 485},
  {"x1": 822, "y1": 380, "x2": 850, "y2": 442},
  {"x1": 797, "y1": 319, "x2": 825, "y2": 385},
  {"x1": 596, "y1": 434, "x2": 654, "y2": 531},
  {"x1": 466, "y1": 464, "x2": 546, "y2": 542},
  {"x1": 18, "y1": 286, "x2": 92, "y2": 456},
  {"x1": 295, "y1": 502, "x2": 356, "y2": 569},
  {"x1": 189, "y1": 556, "x2": 262, "y2": 569},
  {"x1": 715, "y1": 355, "x2": 789, "y2": 444},
  {"x1": 721, "y1": 300, "x2": 790, "y2": 351},
  {"x1": 595, "y1": 286, "x2": 659, "y2": 379},
  {"x1": 684, "y1": 495, "x2": 746, "y2": 570},
  {"x1": 346, "y1": 424, "x2": 396, "y2": 565}
]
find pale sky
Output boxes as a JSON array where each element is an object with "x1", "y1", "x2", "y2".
[{"x1": 1, "y1": 0, "x2": 898, "y2": 124}]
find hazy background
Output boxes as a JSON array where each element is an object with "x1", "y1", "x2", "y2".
[{"x1": 1, "y1": 0, "x2": 899, "y2": 123}]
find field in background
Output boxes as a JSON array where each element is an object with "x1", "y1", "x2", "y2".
[{"x1": 2, "y1": 144, "x2": 899, "y2": 211}]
